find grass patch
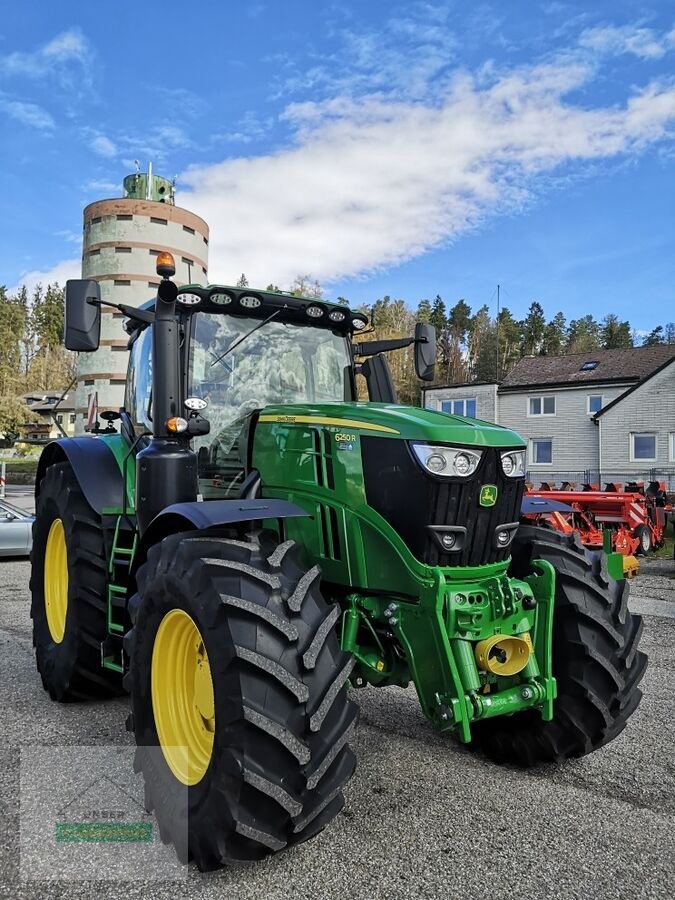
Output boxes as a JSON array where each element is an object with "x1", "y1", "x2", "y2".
[
  {"x1": 651, "y1": 535, "x2": 674, "y2": 560},
  {"x1": 0, "y1": 458, "x2": 40, "y2": 484}
]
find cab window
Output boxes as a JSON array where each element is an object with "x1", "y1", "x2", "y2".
[{"x1": 125, "y1": 326, "x2": 152, "y2": 434}]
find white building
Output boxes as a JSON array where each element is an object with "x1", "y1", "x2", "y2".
[{"x1": 423, "y1": 345, "x2": 675, "y2": 487}]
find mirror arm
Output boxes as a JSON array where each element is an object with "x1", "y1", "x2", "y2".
[
  {"x1": 87, "y1": 298, "x2": 155, "y2": 326},
  {"x1": 354, "y1": 336, "x2": 415, "y2": 357}
]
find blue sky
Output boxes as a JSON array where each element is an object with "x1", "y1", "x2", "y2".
[{"x1": 1, "y1": 1, "x2": 674, "y2": 330}]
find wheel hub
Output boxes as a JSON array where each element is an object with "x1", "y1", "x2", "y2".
[
  {"x1": 151, "y1": 609, "x2": 215, "y2": 785},
  {"x1": 44, "y1": 518, "x2": 68, "y2": 644}
]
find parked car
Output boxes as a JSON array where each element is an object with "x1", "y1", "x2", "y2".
[{"x1": 0, "y1": 499, "x2": 34, "y2": 557}]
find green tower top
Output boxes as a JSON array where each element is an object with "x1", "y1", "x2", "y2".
[{"x1": 123, "y1": 162, "x2": 175, "y2": 205}]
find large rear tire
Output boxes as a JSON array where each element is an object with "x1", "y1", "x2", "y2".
[
  {"x1": 469, "y1": 525, "x2": 647, "y2": 765},
  {"x1": 125, "y1": 531, "x2": 358, "y2": 870},
  {"x1": 30, "y1": 461, "x2": 122, "y2": 701}
]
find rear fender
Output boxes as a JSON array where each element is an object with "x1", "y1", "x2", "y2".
[{"x1": 35, "y1": 438, "x2": 128, "y2": 514}]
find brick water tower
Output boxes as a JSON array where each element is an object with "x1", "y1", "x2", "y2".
[{"x1": 76, "y1": 165, "x2": 210, "y2": 431}]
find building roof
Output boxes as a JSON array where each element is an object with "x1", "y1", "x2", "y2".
[
  {"x1": 499, "y1": 345, "x2": 675, "y2": 391},
  {"x1": 595, "y1": 352, "x2": 675, "y2": 418}
]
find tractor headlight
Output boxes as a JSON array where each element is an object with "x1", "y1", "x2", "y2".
[
  {"x1": 501, "y1": 450, "x2": 526, "y2": 478},
  {"x1": 411, "y1": 444, "x2": 483, "y2": 478}
]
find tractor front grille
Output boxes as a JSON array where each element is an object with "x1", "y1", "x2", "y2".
[{"x1": 361, "y1": 438, "x2": 524, "y2": 567}]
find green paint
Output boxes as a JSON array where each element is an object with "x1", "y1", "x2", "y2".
[
  {"x1": 55, "y1": 822, "x2": 152, "y2": 843},
  {"x1": 253, "y1": 404, "x2": 556, "y2": 741},
  {"x1": 98, "y1": 433, "x2": 136, "y2": 512}
]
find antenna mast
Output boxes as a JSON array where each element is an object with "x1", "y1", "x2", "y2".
[{"x1": 495, "y1": 283, "x2": 500, "y2": 381}]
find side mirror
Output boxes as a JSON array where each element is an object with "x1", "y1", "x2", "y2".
[
  {"x1": 414, "y1": 322, "x2": 436, "y2": 382},
  {"x1": 64, "y1": 280, "x2": 101, "y2": 351}
]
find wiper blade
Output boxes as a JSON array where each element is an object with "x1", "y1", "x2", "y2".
[{"x1": 210, "y1": 309, "x2": 282, "y2": 368}]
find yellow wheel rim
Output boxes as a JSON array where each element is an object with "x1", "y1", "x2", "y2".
[
  {"x1": 44, "y1": 518, "x2": 68, "y2": 644},
  {"x1": 151, "y1": 609, "x2": 215, "y2": 786}
]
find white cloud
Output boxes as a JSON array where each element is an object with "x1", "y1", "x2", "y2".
[
  {"x1": 90, "y1": 134, "x2": 117, "y2": 157},
  {"x1": 180, "y1": 54, "x2": 675, "y2": 288},
  {"x1": 85, "y1": 179, "x2": 119, "y2": 193},
  {"x1": 0, "y1": 28, "x2": 91, "y2": 90},
  {"x1": 9, "y1": 258, "x2": 81, "y2": 296},
  {"x1": 0, "y1": 95, "x2": 54, "y2": 129},
  {"x1": 579, "y1": 24, "x2": 675, "y2": 60}
]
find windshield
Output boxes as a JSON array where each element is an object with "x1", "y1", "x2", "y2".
[{"x1": 189, "y1": 313, "x2": 352, "y2": 496}]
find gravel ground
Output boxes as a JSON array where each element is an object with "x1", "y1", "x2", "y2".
[{"x1": 1, "y1": 556, "x2": 674, "y2": 900}]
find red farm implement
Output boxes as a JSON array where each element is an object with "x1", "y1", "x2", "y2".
[{"x1": 523, "y1": 481, "x2": 670, "y2": 575}]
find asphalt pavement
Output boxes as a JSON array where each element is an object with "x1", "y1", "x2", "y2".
[{"x1": 1, "y1": 555, "x2": 673, "y2": 900}]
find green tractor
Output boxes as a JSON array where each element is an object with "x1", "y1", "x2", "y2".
[{"x1": 31, "y1": 252, "x2": 646, "y2": 870}]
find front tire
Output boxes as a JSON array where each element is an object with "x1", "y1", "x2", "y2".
[
  {"x1": 30, "y1": 462, "x2": 122, "y2": 701},
  {"x1": 469, "y1": 525, "x2": 647, "y2": 765},
  {"x1": 125, "y1": 531, "x2": 358, "y2": 870}
]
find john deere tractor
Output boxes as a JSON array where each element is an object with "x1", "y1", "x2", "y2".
[{"x1": 31, "y1": 252, "x2": 646, "y2": 870}]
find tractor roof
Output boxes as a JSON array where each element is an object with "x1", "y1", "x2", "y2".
[{"x1": 172, "y1": 283, "x2": 368, "y2": 335}]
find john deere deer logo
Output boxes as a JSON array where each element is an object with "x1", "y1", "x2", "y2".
[{"x1": 479, "y1": 484, "x2": 498, "y2": 507}]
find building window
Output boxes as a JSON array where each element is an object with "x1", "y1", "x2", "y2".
[
  {"x1": 182, "y1": 256, "x2": 194, "y2": 265},
  {"x1": 69, "y1": 414, "x2": 76, "y2": 424},
  {"x1": 149, "y1": 249, "x2": 160, "y2": 256},
  {"x1": 56, "y1": 414, "x2": 63, "y2": 424},
  {"x1": 580, "y1": 361, "x2": 598, "y2": 371},
  {"x1": 631, "y1": 433, "x2": 656, "y2": 462},
  {"x1": 528, "y1": 396, "x2": 556, "y2": 416},
  {"x1": 587, "y1": 395, "x2": 603, "y2": 414},
  {"x1": 148, "y1": 281, "x2": 160, "y2": 288},
  {"x1": 116, "y1": 214, "x2": 133, "y2": 221},
  {"x1": 115, "y1": 246, "x2": 132, "y2": 253},
  {"x1": 441, "y1": 398, "x2": 477, "y2": 418},
  {"x1": 183, "y1": 225, "x2": 195, "y2": 234},
  {"x1": 202, "y1": 266, "x2": 207, "y2": 275},
  {"x1": 530, "y1": 438, "x2": 553, "y2": 465},
  {"x1": 203, "y1": 236, "x2": 208, "y2": 244},
  {"x1": 88, "y1": 248, "x2": 100, "y2": 256},
  {"x1": 91, "y1": 216, "x2": 102, "y2": 224},
  {"x1": 114, "y1": 279, "x2": 131, "y2": 286},
  {"x1": 150, "y1": 216, "x2": 168, "y2": 225}
]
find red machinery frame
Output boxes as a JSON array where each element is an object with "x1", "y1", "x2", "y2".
[{"x1": 523, "y1": 482, "x2": 669, "y2": 556}]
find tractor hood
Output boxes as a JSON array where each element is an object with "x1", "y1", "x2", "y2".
[{"x1": 257, "y1": 402, "x2": 525, "y2": 448}]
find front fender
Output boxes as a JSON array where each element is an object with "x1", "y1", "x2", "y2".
[{"x1": 134, "y1": 497, "x2": 310, "y2": 575}]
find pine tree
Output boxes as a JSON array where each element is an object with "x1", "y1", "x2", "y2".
[
  {"x1": 566, "y1": 315, "x2": 601, "y2": 354},
  {"x1": 541, "y1": 312, "x2": 566, "y2": 356},
  {"x1": 415, "y1": 298, "x2": 432, "y2": 323},
  {"x1": 642, "y1": 325, "x2": 664, "y2": 346},
  {"x1": 446, "y1": 299, "x2": 472, "y2": 383},
  {"x1": 601, "y1": 314, "x2": 633, "y2": 349},
  {"x1": 428, "y1": 296, "x2": 448, "y2": 376},
  {"x1": 520, "y1": 301, "x2": 546, "y2": 356},
  {"x1": 236, "y1": 273, "x2": 249, "y2": 287}
]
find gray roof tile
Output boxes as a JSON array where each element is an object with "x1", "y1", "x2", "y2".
[{"x1": 500, "y1": 345, "x2": 675, "y2": 389}]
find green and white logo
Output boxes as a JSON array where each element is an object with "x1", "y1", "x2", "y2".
[{"x1": 479, "y1": 484, "x2": 498, "y2": 507}]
